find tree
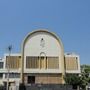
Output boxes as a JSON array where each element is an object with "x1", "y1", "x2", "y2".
[
  {"x1": 64, "y1": 65, "x2": 90, "y2": 90},
  {"x1": 64, "y1": 74, "x2": 81, "y2": 89},
  {"x1": 80, "y1": 65, "x2": 90, "y2": 89}
]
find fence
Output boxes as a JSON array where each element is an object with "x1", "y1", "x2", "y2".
[
  {"x1": 0, "y1": 84, "x2": 78, "y2": 90},
  {"x1": 23, "y1": 84, "x2": 74, "y2": 90}
]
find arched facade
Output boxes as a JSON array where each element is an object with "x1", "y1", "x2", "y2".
[
  {"x1": 0, "y1": 29, "x2": 81, "y2": 86},
  {"x1": 21, "y1": 30, "x2": 65, "y2": 84}
]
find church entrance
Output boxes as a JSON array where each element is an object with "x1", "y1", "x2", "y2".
[{"x1": 28, "y1": 76, "x2": 35, "y2": 84}]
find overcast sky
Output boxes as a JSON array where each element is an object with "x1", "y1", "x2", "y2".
[{"x1": 0, "y1": 0, "x2": 90, "y2": 64}]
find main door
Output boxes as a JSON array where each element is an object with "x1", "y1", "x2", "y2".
[{"x1": 28, "y1": 76, "x2": 35, "y2": 84}]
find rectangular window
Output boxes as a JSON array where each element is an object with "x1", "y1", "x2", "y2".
[
  {"x1": 0, "y1": 73, "x2": 3, "y2": 78},
  {"x1": 26, "y1": 56, "x2": 39, "y2": 68},
  {"x1": 47, "y1": 57, "x2": 59, "y2": 69},
  {"x1": 26, "y1": 56, "x2": 59, "y2": 69},
  {"x1": 6, "y1": 56, "x2": 21, "y2": 69},
  {"x1": 0, "y1": 62, "x2": 3, "y2": 69},
  {"x1": 5, "y1": 73, "x2": 20, "y2": 78},
  {"x1": 65, "y1": 57, "x2": 78, "y2": 70}
]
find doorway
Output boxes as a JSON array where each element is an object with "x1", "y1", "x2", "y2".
[{"x1": 28, "y1": 76, "x2": 35, "y2": 84}]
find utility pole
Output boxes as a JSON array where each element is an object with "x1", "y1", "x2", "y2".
[{"x1": 7, "y1": 45, "x2": 12, "y2": 90}]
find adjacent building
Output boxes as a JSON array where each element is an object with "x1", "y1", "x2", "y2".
[{"x1": 0, "y1": 30, "x2": 80, "y2": 86}]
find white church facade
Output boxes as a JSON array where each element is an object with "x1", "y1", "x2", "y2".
[{"x1": 0, "y1": 30, "x2": 80, "y2": 85}]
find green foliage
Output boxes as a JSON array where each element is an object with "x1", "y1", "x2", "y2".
[
  {"x1": 80, "y1": 65, "x2": 90, "y2": 89},
  {"x1": 64, "y1": 74, "x2": 81, "y2": 89},
  {"x1": 64, "y1": 65, "x2": 90, "y2": 89}
]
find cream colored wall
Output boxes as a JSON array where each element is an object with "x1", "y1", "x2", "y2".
[
  {"x1": 0, "y1": 79, "x2": 3, "y2": 85},
  {"x1": 23, "y1": 31, "x2": 63, "y2": 73},
  {"x1": 24, "y1": 33, "x2": 61, "y2": 56},
  {"x1": 35, "y1": 75, "x2": 62, "y2": 84}
]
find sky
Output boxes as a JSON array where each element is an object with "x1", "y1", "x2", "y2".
[{"x1": 0, "y1": 0, "x2": 90, "y2": 64}]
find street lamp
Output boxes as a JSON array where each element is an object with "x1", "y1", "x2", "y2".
[{"x1": 7, "y1": 45, "x2": 12, "y2": 90}]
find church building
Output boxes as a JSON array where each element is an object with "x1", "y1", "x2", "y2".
[{"x1": 0, "y1": 30, "x2": 80, "y2": 85}]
